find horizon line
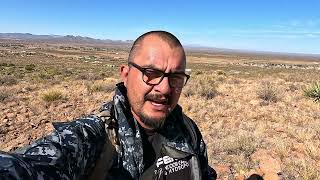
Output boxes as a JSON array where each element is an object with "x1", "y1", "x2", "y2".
[{"x1": 1, "y1": 32, "x2": 320, "y2": 57}]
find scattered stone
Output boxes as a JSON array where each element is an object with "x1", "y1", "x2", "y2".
[
  {"x1": 235, "y1": 173, "x2": 245, "y2": 180},
  {"x1": 249, "y1": 100, "x2": 260, "y2": 106},
  {"x1": 7, "y1": 102, "x2": 18, "y2": 108},
  {"x1": 215, "y1": 164, "x2": 231, "y2": 175},
  {"x1": 16, "y1": 114, "x2": 26, "y2": 122},
  {"x1": 6, "y1": 113, "x2": 16, "y2": 119},
  {"x1": 292, "y1": 143, "x2": 306, "y2": 155},
  {"x1": 251, "y1": 149, "x2": 282, "y2": 179}
]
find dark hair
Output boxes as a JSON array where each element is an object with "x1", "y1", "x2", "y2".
[{"x1": 128, "y1": 30, "x2": 184, "y2": 62}]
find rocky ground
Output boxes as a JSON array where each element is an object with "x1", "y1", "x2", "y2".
[{"x1": 1, "y1": 42, "x2": 320, "y2": 179}]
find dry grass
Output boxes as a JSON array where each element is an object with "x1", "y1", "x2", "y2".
[
  {"x1": 41, "y1": 89, "x2": 64, "y2": 102},
  {"x1": 86, "y1": 79, "x2": 116, "y2": 94},
  {"x1": 1, "y1": 41, "x2": 320, "y2": 179},
  {"x1": 0, "y1": 87, "x2": 10, "y2": 101},
  {"x1": 257, "y1": 81, "x2": 279, "y2": 104},
  {"x1": 179, "y1": 70, "x2": 320, "y2": 178}
]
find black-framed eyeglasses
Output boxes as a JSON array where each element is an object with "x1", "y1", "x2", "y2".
[{"x1": 128, "y1": 62, "x2": 190, "y2": 88}]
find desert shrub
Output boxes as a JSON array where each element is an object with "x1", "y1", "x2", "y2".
[
  {"x1": 257, "y1": 81, "x2": 278, "y2": 103},
  {"x1": 0, "y1": 76, "x2": 17, "y2": 85},
  {"x1": 0, "y1": 90, "x2": 10, "y2": 101},
  {"x1": 0, "y1": 63, "x2": 15, "y2": 67},
  {"x1": 1, "y1": 63, "x2": 16, "y2": 75},
  {"x1": 196, "y1": 74, "x2": 216, "y2": 85},
  {"x1": 25, "y1": 64, "x2": 36, "y2": 71},
  {"x1": 304, "y1": 82, "x2": 320, "y2": 102},
  {"x1": 0, "y1": 63, "x2": 8, "y2": 67},
  {"x1": 215, "y1": 76, "x2": 226, "y2": 82},
  {"x1": 284, "y1": 159, "x2": 320, "y2": 179},
  {"x1": 222, "y1": 134, "x2": 259, "y2": 158},
  {"x1": 38, "y1": 72, "x2": 52, "y2": 80},
  {"x1": 185, "y1": 75, "x2": 219, "y2": 99},
  {"x1": 288, "y1": 83, "x2": 299, "y2": 92},
  {"x1": 46, "y1": 68, "x2": 61, "y2": 76},
  {"x1": 198, "y1": 84, "x2": 218, "y2": 100},
  {"x1": 87, "y1": 82, "x2": 114, "y2": 93},
  {"x1": 216, "y1": 70, "x2": 226, "y2": 76},
  {"x1": 41, "y1": 90, "x2": 64, "y2": 102},
  {"x1": 62, "y1": 69, "x2": 73, "y2": 76},
  {"x1": 194, "y1": 70, "x2": 203, "y2": 75},
  {"x1": 76, "y1": 73, "x2": 104, "y2": 80},
  {"x1": 182, "y1": 85, "x2": 195, "y2": 97}
]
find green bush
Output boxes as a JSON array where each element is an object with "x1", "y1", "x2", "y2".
[
  {"x1": 304, "y1": 82, "x2": 320, "y2": 102},
  {"x1": 41, "y1": 90, "x2": 64, "y2": 102},
  {"x1": 87, "y1": 82, "x2": 114, "y2": 93},
  {"x1": 25, "y1": 64, "x2": 36, "y2": 71},
  {"x1": 46, "y1": 68, "x2": 61, "y2": 76},
  {"x1": 216, "y1": 70, "x2": 226, "y2": 76}
]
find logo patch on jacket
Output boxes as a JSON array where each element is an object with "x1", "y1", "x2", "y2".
[{"x1": 154, "y1": 155, "x2": 191, "y2": 180}]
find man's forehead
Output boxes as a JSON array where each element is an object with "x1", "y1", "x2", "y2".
[
  {"x1": 137, "y1": 47, "x2": 185, "y2": 66},
  {"x1": 130, "y1": 35, "x2": 186, "y2": 68},
  {"x1": 138, "y1": 37, "x2": 184, "y2": 58}
]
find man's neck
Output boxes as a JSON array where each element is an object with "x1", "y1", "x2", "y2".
[{"x1": 130, "y1": 109, "x2": 155, "y2": 130}]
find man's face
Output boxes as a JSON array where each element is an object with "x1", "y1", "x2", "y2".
[{"x1": 121, "y1": 36, "x2": 186, "y2": 129}]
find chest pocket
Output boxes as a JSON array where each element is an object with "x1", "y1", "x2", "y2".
[{"x1": 139, "y1": 141, "x2": 195, "y2": 180}]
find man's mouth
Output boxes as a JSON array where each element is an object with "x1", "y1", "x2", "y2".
[
  {"x1": 145, "y1": 94, "x2": 170, "y2": 110},
  {"x1": 149, "y1": 100, "x2": 169, "y2": 111},
  {"x1": 150, "y1": 101, "x2": 167, "y2": 106},
  {"x1": 145, "y1": 94, "x2": 170, "y2": 104},
  {"x1": 149, "y1": 99, "x2": 168, "y2": 104}
]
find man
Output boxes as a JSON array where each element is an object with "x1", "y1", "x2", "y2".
[{"x1": 0, "y1": 31, "x2": 216, "y2": 180}]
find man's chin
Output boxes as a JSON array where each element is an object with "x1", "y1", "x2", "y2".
[{"x1": 140, "y1": 112, "x2": 167, "y2": 130}]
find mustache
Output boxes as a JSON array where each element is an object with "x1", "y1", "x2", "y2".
[{"x1": 144, "y1": 93, "x2": 171, "y2": 105}]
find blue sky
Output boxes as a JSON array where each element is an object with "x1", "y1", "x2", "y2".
[{"x1": 1, "y1": 0, "x2": 319, "y2": 54}]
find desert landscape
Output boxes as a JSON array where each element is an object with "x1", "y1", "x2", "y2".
[{"x1": 0, "y1": 34, "x2": 319, "y2": 179}]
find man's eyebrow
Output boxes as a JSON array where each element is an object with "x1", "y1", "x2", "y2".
[
  {"x1": 142, "y1": 64, "x2": 158, "y2": 69},
  {"x1": 141, "y1": 64, "x2": 186, "y2": 73},
  {"x1": 140, "y1": 64, "x2": 165, "y2": 72}
]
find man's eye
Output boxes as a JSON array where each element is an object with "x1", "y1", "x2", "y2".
[
  {"x1": 144, "y1": 70, "x2": 163, "y2": 79},
  {"x1": 170, "y1": 74, "x2": 185, "y2": 80}
]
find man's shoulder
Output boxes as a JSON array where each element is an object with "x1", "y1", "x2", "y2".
[
  {"x1": 177, "y1": 108, "x2": 205, "y2": 155},
  {"x1": 173, "y1": 105, "x2": 201, "y2": 137}
]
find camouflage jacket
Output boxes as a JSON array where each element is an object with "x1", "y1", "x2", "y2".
[{"x1": 0, "y1": 83, "x2": 216, "y2": 180}]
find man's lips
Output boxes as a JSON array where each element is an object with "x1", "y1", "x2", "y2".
[
  {"x1": 144, "y1": 93, "x2": 171, "y2": 111},
  {"x1": 148, "y1": 100, "x2": 170, "y2": 111}
]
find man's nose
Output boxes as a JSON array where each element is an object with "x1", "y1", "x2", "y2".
[{"x1": 153, "y1": 77, "x2": 171, "y2": 94}]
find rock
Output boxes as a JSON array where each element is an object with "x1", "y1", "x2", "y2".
[
  {"x1": 6, "y1": 112, "x2": 16, "y2": 119},
  {"x1": 215, "y1": 164, "x2": 231, "y2": 175},
  {"x1": 251, "y1": 149, "x2": 282, "y2": 179},
  {"x1": 249, "y1": 100, "x2": 260, "y2": 106},
  {"x1": 7, "y1": 102, "x2": 18, "y2": 107},
  {"x1": 235, "y1": 173, "x2": 245, "y2": 180},
  {"x1": 264, "y1": 172, "x2": 280, "y2": 180},
  {"x1": 20, "y1": 107, "x2": 28, "y2": 113},
  {"x1": 3, "y1": 109, "x2": 11, "y2": 113},
  {"x1": 21, "y1": 87, "x2": 32, "y2": 93},
  {"x1": 16, "y1": 114, "x2": 26, "y2": 122},
  {"x1": 2, "y1": 118, "x2": 8, "y2": 124},
  {"x1": 292, "y1": 143, "x2": 305, "y2": 155}
]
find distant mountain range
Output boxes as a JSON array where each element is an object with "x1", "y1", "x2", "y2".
[
  {"x1": 0, "y1": 33, "x2": 133, "y2": 45},
  {"x1": 0, "y1": 33, "x2": 319, "y2": 58}
]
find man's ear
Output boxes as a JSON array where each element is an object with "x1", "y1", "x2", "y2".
[{"x1": 120, "y1": 64, "x2": 129, "y2": 87}]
